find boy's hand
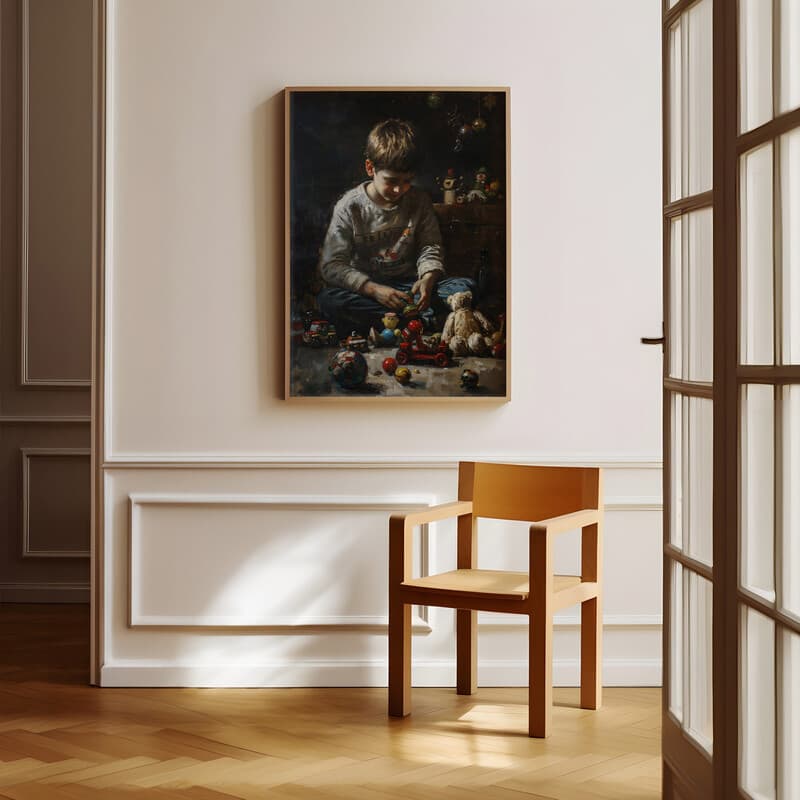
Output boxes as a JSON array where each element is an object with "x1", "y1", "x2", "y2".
[
  {"x1": 411, "y1": 272, "x2": 439, "y2": 312},
  {"x1": 363, "y1": 281, "x2": 412, "y2": 311}
]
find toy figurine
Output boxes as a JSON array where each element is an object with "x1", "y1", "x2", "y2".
[
  {"x1": 400, "y1": 319, "x2": 426, "y2": 351},
  {"x1": 486, "y1": 178, "x2": 502, "y2": 201},
  {"x1": 436, "y1": 168, "x2": 463, "y2": 205},
  {"x1": 378, "y1": 311, "x2": 402, "y2": 345},
  {"x1": 466, "y1": 167, "x2": 489, "y2": 203},
  {"x1": 394, "y1": 366, "x2": 412, "y2": 385},
  {"x1": 302, "y1": 318, "x2": 339, "y2": 347},
  {"x1": 342, "y1": 331, "x2": 369, "y2": 352}
]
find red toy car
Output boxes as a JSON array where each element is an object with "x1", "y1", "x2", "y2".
[{"x1": 395, "y1": 320, "x2": 451, "y2": 367}]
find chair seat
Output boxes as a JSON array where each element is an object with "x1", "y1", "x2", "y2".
[{"x1": 401, "y1": 569, "x2": 582, "y2": 600}]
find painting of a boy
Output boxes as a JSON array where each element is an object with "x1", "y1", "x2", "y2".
[
  {"x1": 317, "y1": 119, "x2": 476, "y2": 338},
  {"x1": 286, "y1": 88, "x2": 508, "y2": 399}
]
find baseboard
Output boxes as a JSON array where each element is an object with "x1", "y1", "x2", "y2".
[
  {"x1": 101, "y1": 658, "x2": 662, "y2": 688},
  {"x1": 0, "y1": 582, "x2": 90, "y2": 603}
]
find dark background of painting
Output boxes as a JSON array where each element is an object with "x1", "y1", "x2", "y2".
[{"x1": 288, "y1": 89, "x2": 507, "y2": 316}]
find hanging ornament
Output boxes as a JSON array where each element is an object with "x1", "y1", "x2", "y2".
[
  {"x1": 458, "y1": 123, "x2": 473, "y2": 137},
  {"x1": 472, "y1": 95, "x2": 488, "y2": 132},
  {"x1": 427, "y1": 92, "x2": 443, "y2": 109},
  {"x1": 482, "y1": 94, "x2": 497, "y2": 110}
]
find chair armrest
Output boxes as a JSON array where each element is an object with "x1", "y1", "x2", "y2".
[
  {"x1": 389, "y1": 501, "x2": 473, "y2": 585},
  {"x1": 390, "y1": 501, "x2": 474, "y2": 532},
  {"x1": 529, "y1": 508, "x2": 602, "y2": 538}
]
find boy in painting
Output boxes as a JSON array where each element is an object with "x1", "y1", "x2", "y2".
[{"x1": 317, "y1": 119, "x2": 476, "y2": 338}]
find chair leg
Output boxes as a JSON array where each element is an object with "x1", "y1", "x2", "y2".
[
  {"x1": 580, "y1": 597, "x2": 602, "y2": 710},
  {"x1": 529, "y1": 610, "x2": 552, "y2": 737},
  {"x1": 388, "y1": 599, "x2": 411, "y2": 717},
  {"x1": 456, "y1": 609, "x2": 477, "y2": 695}
]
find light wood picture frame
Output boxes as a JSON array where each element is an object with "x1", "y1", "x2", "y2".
[{"x1": 285, "y1": 87, "x2": 510, "y2": 400}]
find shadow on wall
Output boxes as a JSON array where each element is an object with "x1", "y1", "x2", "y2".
[
  {"x1": 251, "y1": 92, "x2": 286, "y2": 404},
  {"x1": 140, "y1": 508, "x2": 409, "y2": 685}
]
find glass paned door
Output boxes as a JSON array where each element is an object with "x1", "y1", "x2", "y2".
[
  {"x1": 663, "y1": 1, "x2": 800, "y2": 796},
  {"x1": 662, "y1": 0, "x2": 715, "y2": 795},
  {"x1": 737, "y1": 0, "x2": 800, "y2": 796}
]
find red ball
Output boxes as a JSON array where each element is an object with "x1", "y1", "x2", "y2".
[
  {"x1": 382, "y1": 357, "x2": 397, "y2": 375},
  {"x1": 407, "y1": 319, "x2": 423, "y2": 334}
]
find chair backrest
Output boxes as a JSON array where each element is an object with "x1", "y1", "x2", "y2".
[{"x1": 457, "y1": 462, "x2": 601, "y2": 522}]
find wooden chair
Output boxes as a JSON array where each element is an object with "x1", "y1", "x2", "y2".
[{"x1": 388, "y1": 461, "x2": 603, "y2": 738}]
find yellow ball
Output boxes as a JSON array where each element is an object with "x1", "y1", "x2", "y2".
[{"x1": 394, "y1": 367, "x2": 411, "y2": 385}]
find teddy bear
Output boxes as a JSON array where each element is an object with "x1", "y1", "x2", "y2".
[{"x1": 442, "y1": 291, "x2": 495, "y2": 357}]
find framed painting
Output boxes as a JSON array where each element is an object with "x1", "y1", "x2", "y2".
[{"x1": 285, "y1": 87, "x2": 509, "y2": 399}]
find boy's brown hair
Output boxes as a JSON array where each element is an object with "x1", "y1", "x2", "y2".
[{"x1": 364, "y1": 119, "x2": 419, "y2": 172}]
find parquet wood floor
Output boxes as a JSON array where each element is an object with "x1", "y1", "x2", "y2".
[{"x1": 0, "y1": 605, "x2": 661, "y2": 799}]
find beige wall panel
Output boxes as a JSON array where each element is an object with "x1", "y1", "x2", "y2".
[
  {"x1": 0, "y1": 0, "x2": 89, "y2": 416},
  {"x1": 0, "y1": 424, "x2": 89, "y2": 593},
  {"x1": 23, "y1": 0, "x2": 92, "y2": 384},
  {"x1": 0, "y1": 1, "x2": 93, "y2": 604},
  {"x1": 108, "y1": 0, "x2": 663, "y2": 460},
  {"x1": 24, "y1": 450, "x2": 90, "y2": 556},
  {"x1": 129, "y1": 496, "x2": 432, "y2": 627}
]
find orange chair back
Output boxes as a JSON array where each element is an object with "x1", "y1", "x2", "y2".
[{"x1": 457, "y1": 461, "x2": 601, "y2": 522}]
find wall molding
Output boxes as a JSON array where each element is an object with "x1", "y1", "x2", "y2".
[
  {"x1": 128, "y1": 493, "x2": 434, "y2": 629},
  {"x1": 100, "y1": 657, "x2": 662, "y2": 688},
  {"x1": 479, "y1": 613, "x2": 662, "y2": 628},
  {"x1": 19, "y1": 0, "x2": 91, "y2": 389},
  {"x1": 605, "y1": 497, "x2": 662, "y2": 511},
  {"x1": 104, "y1": 456, "x2": 663, "y2": 470},
  {"x1": 0, "y1": 416, "x2": 91, "y2": 423},
  {"x1": 21, "y1": 448, "x2": 91, "y2": 557},
  {"x1": 0, "y1": 582, "x2": 89, "y2": 603}
]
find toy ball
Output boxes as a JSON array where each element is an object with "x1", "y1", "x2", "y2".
[
  {"x1": 329, "y1": 349, "x2": 368, "y2": 388},
  {"x1": 394, "y1": 367, "x2": 412, "y2": 385},
  {"x1": 460, "y1": 368, "x2": 480, "y2": 390},
  {"x1": 379, "y1": 328, "x2": 397, "y2": 344},
  {"x1": 407, "y1": 319, "x2": 424, "y2": 335},
  {"x1": 382, "y1": 357, "x2": 398, "y2": 375}
]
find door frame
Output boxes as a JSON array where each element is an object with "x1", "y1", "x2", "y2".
[{"x1": 89, "y1": 0, "x2": 107, "y2": 687}]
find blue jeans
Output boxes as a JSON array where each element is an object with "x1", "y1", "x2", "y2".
[{"x1": 318, "y1": 276, "x2": 478, "y2": 339}]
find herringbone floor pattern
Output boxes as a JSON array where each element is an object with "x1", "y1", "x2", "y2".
[{"x1": 0, "y1": 605, "x2": 661, "y2": 799}]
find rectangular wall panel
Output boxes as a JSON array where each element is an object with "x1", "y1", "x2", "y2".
[
  {"x1": 23, "y1": 449, "x2": 90, "y2": 557},
  {"x1": 129, "y1": 494, "x2": 433, "y2": 628},
  {"x1": 21, "y1": 0, "x2": 92, "y2": 385}
]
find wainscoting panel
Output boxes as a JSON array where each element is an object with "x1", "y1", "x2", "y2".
[
  {"x1": 128, "y1": 493, "x2": 432, "y2": 630},
  {"x1": 0, "y1": 0, "x2": 91, "y2": 605},
  {"x1": 23, "y1": 448, "x2": 91, "y2": 557},
  {"x1": 102, "y1": 463, "x2": 662, "y2": 688}
]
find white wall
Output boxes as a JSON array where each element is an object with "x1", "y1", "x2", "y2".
[{"x1": 102, "y1": 0, "x2": 663, "y2": 687}]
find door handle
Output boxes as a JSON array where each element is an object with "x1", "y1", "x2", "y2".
[{"x1": 641, "y1": 322, "x2": 665, "y2": 348}]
